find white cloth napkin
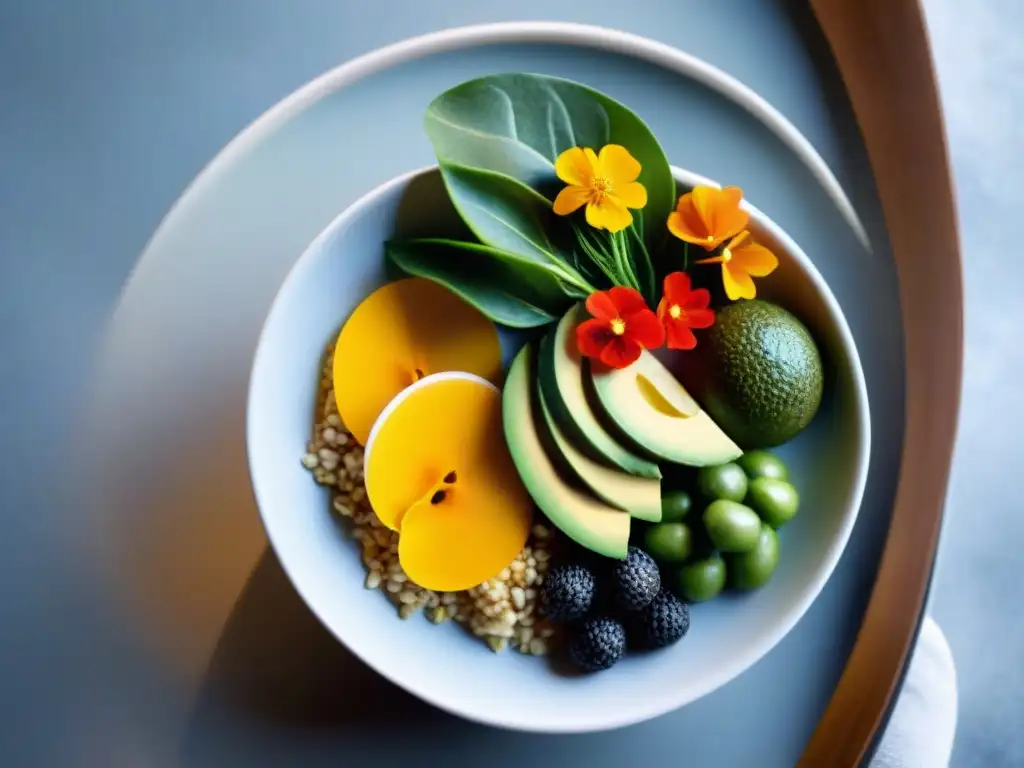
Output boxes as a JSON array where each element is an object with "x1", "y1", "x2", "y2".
[{"x1": 870, "y1": 617, "x2": 958, "y2": 768}]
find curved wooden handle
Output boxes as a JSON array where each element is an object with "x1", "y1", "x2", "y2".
[{"x1": 800, "y1": 1, "x2": 964, "y2": 765}]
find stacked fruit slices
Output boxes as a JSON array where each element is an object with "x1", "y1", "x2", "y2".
[
  {"x1": 502, "y1": 304, "x2": 742, "y2": 559},
  {"x1": 332, "y1": 277, "x2": 535, "y2": 593}
]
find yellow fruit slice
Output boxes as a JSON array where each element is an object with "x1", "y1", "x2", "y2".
[
  {"x1": 332, "y1": 277, "x2": 502, "y2": 445},
  {"x1": 363, "y1": 372, "x2": 532, "y2": 591},
  {"x1": 398, "y1": 480, "x2": 529, "y2": 593}
]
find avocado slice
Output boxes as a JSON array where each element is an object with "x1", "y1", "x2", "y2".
[
  {"x1": 537, "y1": 383, "x2": 662, "y2": 522},
  {"x1": 538, "y1": 305, "x2": 661, "y2": 479},
  {"x1": 589, "y1": 350, "x2": 742, "y2": 466},
  {"x1": 503, "y1": 344, "x2": 630, "y2": 559}
]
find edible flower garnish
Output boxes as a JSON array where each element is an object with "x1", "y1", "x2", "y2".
[
  {"x1": 667, "y1": 185, "x2": 748, "y2": 250},
  {"x1": 656, "y1": 272, "x2": 715, "y2": 350},
  {"x1": 695, "y1": 230, "x2": 779, "y2": 300},
  {"x1": 553, "y1": 145, "x2": 648, "y2": 233},
  {"x1": 577, "y1": 287, "x2": 664, "y2": 368}
]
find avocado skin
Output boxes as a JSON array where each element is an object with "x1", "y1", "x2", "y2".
[{"x1": 676, "y1": 300, "x2": 824, "y2": 449}]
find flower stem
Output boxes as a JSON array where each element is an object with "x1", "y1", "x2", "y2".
[
  {"x1": 611, "y1": 231, "x2": 641, "y2": 291},
  {"x1": 629, "y1": 225, "x2": 656, "y2": 302},
  {"x1": 572, "y1": 222, "x2": 619, "y2": 288}
]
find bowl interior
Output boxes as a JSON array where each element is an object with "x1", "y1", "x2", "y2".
[{"x1": 246, "y1": 167, "x2": 869, "y2": 732}]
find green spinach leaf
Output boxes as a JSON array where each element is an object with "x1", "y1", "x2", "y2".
[
  {"x1": 439, "y1": 163, "x2": 563, "y2": 267},
  {"x1": 425, "y1": 73, "x2": 675, "y2": 253},
  {"x1": 385, "y1": 238, "x2": 587, "y2": 329}
]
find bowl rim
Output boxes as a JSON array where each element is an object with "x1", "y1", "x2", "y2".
[{"x1": 246, "y1": 164, "x2": 871, "y2": 733}]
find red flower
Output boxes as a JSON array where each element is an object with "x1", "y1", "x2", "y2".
[
  {"x1": 576, "y1": 287, "x2": 665, "y2": 369},
  {"x1": 656, "y1": 272, "x2": 715, "y2": 350}
]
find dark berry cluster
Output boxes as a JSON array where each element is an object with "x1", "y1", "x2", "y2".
[{"x1": 541, "y1": 546, "x2": 691, "y2": 673}]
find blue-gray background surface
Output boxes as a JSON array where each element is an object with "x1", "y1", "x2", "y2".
[{"x1": 0, "y1": 1, "x2": 1013, "y2": 766}]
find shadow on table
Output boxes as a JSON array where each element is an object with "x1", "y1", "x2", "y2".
[
  {"x1": 183, "y1": 548, "x2": 446, "y2": 737},
  {"x1": 180, "y1": 548, "x2": 644, "y2": 767}
]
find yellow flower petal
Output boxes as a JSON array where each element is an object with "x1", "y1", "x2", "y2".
[
  {"x1": 719, "y1": 186, "x2": 744, "y2": 212},
  {"x1": 553, "y1": 185, "x2": 590, "y2": 216},
  {"x1": 586, "y1": 197, "x2": 633, "y2": 233},
  {"x1": 670, "y1": 186, "x2": 748, "y2": 250},
  {"x1": 598, "y1": 144, "x2": 642, "y2": 185},
  {"x1": 710, "y1": 187, "x2": 749, "y2": 243},
  {"x1": 730, "y1": 237, "x2": 779, "y2": 277},
  {"x1": 667, "y1": 210, "x2": 712, "y2": 246},
  {"x1": 614, "y1": 182, "x2": 647, "y2": 210},
  {"x1": 555, "y1": 147, "x2": 596, "y2": 187},
  {"x1": 722, "y1": 262, "x2": 757, "y2": 300},
  {"x1": 689, "y1": 185, "x2": 715, "y2": 229},
  {"x1": 669, "y1": 190, "x2": 723, "y2": 249}
]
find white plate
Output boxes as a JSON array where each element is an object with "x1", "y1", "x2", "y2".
[{"x1": 80, "y1": 20, "x2": 900, "y2": 755}]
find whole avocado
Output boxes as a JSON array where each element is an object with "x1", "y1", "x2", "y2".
[{"x1": 679, "y1": 300, "x2": 823, "y2": 448}]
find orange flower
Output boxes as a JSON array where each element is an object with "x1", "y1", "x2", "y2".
[
  {"x1": 553, "y1": 145, "x2": 648, "y2": 233},
  {"x1": 667, "y1": 185, "x2": 748, "y2": 251},
  {"x1": 656, "y1": 272, "x2": 715, "y2": 350},
  {"x1": 577, "y1": 287, "x2": 665, "y2": 369},
  {"x1": 695, "y1": 230, "x2": 779, "y2": 301}
]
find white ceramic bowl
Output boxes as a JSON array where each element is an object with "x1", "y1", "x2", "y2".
[{"x1": 246, "y1": 166, "x2": 870, "y2": 733}]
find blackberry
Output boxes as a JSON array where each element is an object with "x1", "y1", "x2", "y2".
[
  {"x1": 540, "y1": 563, "x2": 596, "y2": 621},
  {"x1": 569, "y1": 617, "x2": 627, "y2": 672},
  {"x1": 632, "y1": 589, "x2": 690, "y2": 650},
  {"x1": 609, "y1": 546, "x2": 661, "y2": 612}
]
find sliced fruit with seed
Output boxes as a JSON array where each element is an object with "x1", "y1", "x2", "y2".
[{"x1": 363, "y1": 371, "x2": 532, "y2": 591}]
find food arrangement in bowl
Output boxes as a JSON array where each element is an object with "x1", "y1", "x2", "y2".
[{"x1": 292, "y1": 72, "x2": 840, "y2": 674}]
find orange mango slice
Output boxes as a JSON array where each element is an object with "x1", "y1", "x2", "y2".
[
  {"x1": 332, "y1": 277, "x2": 502, "y2": 445},
  {"x1": 363, "y1": 372, "x2": 532, "y2": 592}
]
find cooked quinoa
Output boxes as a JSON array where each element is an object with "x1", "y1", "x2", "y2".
[{"x1": 301, "y1": 342, "x2": 560, "y2": 655}]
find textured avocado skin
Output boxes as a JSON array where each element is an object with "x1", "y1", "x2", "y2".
[{"x1": 678, "y1": 300, "x2": 823, "y2": 449}]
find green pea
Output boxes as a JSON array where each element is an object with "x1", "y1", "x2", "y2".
[
  {"x1": 703, "y1": 500, "x2": 761, "y2": 552},
  {"x1": 747, "y1": 477, "x2": 799, "y2": 528},
  {"x1": 660, "y1": 490, "x2": 693, "y2": 522},
  {"x1": 737, "y1": 450, "x2": 789, "y2": 482},
  {"x1": 676, "y1": 554, "x2": 727, "y2": 603},
  {"x1": 698, "y1": 463, "x2": 748, "y2": 503},
  {"x1": 727, "y1": 523, "x2": 780, "y2": 590},
  {"x1": 644, "y1": 522, "x2": 693, "y2": 563}
]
